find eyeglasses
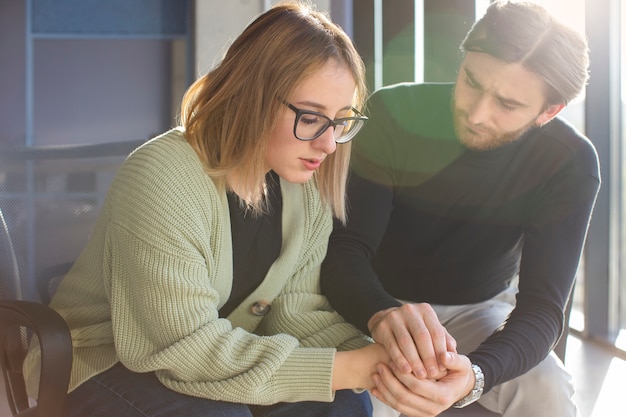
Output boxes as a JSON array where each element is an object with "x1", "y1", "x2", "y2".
[{"x1": 284, "y1": 102, "x2": 368, "y2": 143}]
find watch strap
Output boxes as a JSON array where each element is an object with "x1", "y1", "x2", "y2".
[{"x1": 453, "y1": 363, "x2": 484, "y2": 408}]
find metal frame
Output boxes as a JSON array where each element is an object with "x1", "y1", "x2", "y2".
[{"x1": 583, "y1": 0, "x2": 623, "y2": 348}]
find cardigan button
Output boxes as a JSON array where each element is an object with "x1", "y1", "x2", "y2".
[{"x1": 251, "y1": 301, "x2": 271, "y2": 316}]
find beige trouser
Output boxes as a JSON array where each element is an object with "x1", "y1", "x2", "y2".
[{"x1": 371, "y1": 280, "x2": 579, "y2": 417}]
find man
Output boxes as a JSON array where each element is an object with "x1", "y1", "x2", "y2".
[{"x1": 321, "y1": 1, "x2": 600, "y2": 416}]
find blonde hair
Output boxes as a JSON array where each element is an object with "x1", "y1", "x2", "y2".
[{"x1": 180, "y1": 1, "x2": 367, "y2": 223}]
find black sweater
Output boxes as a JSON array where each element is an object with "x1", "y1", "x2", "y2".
[{"x1": 321, "y1": 82, "x2": 600, "y2": 392}]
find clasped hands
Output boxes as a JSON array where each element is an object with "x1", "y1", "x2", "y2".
[{"x1": 368, "y1": 303, "x2": 477, "y2": 417}]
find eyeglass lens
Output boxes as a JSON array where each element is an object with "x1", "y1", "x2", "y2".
[{"x1": 296, "y1": 111, "x2": 364, "y2": 143}]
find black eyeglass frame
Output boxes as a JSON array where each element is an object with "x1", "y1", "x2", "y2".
[{"x1": 284, "y1": 101, "x2": 368, "y2": 143}]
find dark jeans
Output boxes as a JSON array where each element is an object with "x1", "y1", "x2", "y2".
[{"x1": 63, "y1": 363, "x2": 372, "y2": 417}]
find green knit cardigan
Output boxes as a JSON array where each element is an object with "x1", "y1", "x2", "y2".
[{"x1": 24, "y1": 128, "x2": 371, "y2": 405}]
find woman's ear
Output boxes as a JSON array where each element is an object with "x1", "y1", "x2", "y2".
[{"x1": 536, "y1": 103, "x2": 565, "y2": 126}]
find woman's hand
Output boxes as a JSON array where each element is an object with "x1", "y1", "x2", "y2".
[{"x1": 332, "y1": 343, "x2": 390, "y2": 390}]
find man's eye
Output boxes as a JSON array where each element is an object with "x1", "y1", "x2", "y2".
[
  {"x1": 500, "y1": 102, "x2": 517, "y2": 111},
  {"x1": 465, "y1": 77, "x2": 477, "y2": 88}
]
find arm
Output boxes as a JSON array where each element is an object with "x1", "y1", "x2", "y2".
[
  {"x1": 321, "y1": 87, "x2": 455, "y2": 379},
  {"x1": 322, "y1": 173, "x2": 401, "y2": 332},
  {"x1": 469, "y1": 133, "x2": 600, "y2": 392}
]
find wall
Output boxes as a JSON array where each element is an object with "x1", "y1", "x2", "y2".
[{"x1": 194, "y1": 0, "x2": 333, "y2": 77}]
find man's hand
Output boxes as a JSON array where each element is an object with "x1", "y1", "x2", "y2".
[
  {"x1": 368, "y1": 303, "x2": 456, "y2": 378},
  {"x1": 371, "y1": 351, "x2": 476, "y2": 417}
]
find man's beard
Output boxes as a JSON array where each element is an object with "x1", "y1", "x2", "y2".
[{"x1": 451, "y1": 96, "x2": 537, "y2": 151}]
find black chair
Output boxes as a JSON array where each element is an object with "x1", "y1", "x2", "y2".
[
  {"x1": 0, "y1": 208, "x2": 73, "y2": 417},
  {"x1": 0, "y1": 139, "x2": 144, "y2": 417}
]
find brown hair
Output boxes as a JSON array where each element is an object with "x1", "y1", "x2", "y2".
[
  {"x1": 180, "y1": 1, "x2": 367, "y2": 222},
  {"x1": 461, "y1": 0, "x2": 589, "y2": 106}
]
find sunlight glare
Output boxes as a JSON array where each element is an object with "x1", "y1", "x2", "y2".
[
  {"x1": 589, "y1": 357, "x2": 626, "y2": 417},
  {"x1": 616, "y1": 329, "x2": 626, "y2": 351},
  {"x1": 527, "y1": 0, "x2": 586, "y2": 33}
]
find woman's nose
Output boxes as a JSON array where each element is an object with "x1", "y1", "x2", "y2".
[{"x1": 313, "y1": 126, "x2": 337, "y2": 154}]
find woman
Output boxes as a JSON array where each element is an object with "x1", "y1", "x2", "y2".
[{"x1": 24, "y1": 1, "x2": 390, "y2": 417}]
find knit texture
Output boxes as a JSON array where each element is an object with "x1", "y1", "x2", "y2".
[{"x1": 24, "y1": 128, "x2": 370, "y2": 404}]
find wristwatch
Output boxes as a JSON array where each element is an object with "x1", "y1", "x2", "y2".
[{"x1": 453, "y1": 363, "x2": 484, "y2": 408}]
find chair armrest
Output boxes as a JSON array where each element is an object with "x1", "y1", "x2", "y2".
[{"x1": 0, "y1": 300, "x2": 72, "y2": 417}]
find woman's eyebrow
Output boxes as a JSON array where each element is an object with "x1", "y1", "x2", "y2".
[{"x1": 294, "y1": 100, "x2": 353, "y2": 113}]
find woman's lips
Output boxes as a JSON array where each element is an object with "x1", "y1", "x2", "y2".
[{"x1": 301, "y1": 158, "x2": 323, "y2": 170}]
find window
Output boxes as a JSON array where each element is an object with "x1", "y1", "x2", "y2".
[
  {"x1": 0, "y1": 0, "x2": 193, "y2": 299},
  {"x1": 0, "y1": 0, "x2": 192, "y2": 148}
]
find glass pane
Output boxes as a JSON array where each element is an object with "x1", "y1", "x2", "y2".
[
  {"x1": 0, "y1": 145, "x2": 136, "y2": 300},
  {"x1": 31, "y1": 0, "x2": 189, "y2": 36},
  {"x1": 33, "y1": 39, "x2": 176, "y2": 146},
  {"x1": 619, "y1": 1, "x2": 626, "y2": 352}
]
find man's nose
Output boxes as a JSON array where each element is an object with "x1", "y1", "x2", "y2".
[{"x1": 467, "y1": 95, "x2": 491, "y2": 126}]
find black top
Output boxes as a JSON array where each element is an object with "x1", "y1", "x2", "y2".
[
  {"x1": 321, "y1": 82, "x2": 600, "y2": 392},
  {"x1": 220, "y1": 171, "x2": 282, "y2": 317}
]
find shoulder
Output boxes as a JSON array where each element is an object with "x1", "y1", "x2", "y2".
[
  {"x1": 534, "y1": 117, "x2": 600, "y2": 180},
  {"x1": 117, "y1": 128, "x2": 210, "y2": 190},
  {"x1": 353, "y1": 83, "x2": 458, "y2": 181},
  {"x1": 364, "y1": 82, "x2": 455, "y2": 139},
  {"x1": 124, "y1": 128, "x2": 201, "y2": 175},
  {"x1": 108, "y1": 128, "x2": 222, "y2": 221},
  {"x1": 371, "y1": 81, "x2": 453, "y2": 97},
  {"x1": 369, "y1": 82, "x2": 454, "y2": 113}
]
